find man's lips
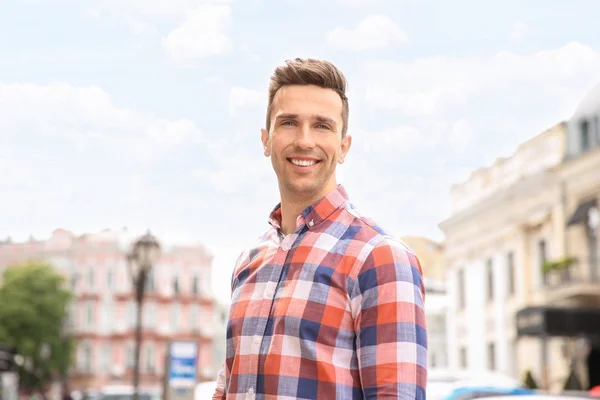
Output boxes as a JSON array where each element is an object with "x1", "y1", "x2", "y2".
[{"x1": 287, "y1": 157, "x2": 321, "y2": 167}]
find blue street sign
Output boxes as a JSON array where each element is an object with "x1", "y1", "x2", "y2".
[{"x1": 168, "y1": 341, "x2": 198, "y2": 389}]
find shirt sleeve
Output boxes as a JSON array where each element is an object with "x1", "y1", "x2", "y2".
[
  {"x1": 212, "y1": 363, "x2": 227, "y2": 400},
  {"x1": 212, "y1": 250, "x2": 247, "y2": 399},
  {"x1": 350, "y1": 238, "x2": 428, "y2": 399}
]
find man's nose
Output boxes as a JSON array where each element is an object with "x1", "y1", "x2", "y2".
[{"x1": 294, "y1": 124, "x2": 316, "y2": 149}]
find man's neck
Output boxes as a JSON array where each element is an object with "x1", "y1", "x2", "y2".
[{"x1": 279, "y1": 186, "x2": 335, "y2": 235}]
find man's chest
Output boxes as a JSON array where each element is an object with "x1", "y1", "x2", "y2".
[{"x1": 228, "y1": 233, "x2": 361, "y2": 349}]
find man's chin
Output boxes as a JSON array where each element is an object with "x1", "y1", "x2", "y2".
[{"x1": 282, "y1": 181, "x2": 322, "y2": 198}]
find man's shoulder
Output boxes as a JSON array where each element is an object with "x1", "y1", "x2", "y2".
[
  {"x1": 340, "y1": 204, "x2": 413, "y2": 251},
  {"x1": 231, "y1": 227, "x2": 278, "y2": 275},
  {"x1": 340, "y1": 205, "x2": 422, "y2": 274}
]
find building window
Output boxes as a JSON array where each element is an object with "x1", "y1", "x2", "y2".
[
  {"x1": 86, "y1": 302, "x2": 94, "y2": 325},
  {"x1": 457, "y1": 269, "x2": 465, "y2": 310},
  {"x1": 173, "y1": 276, "x2": 180, "y2": 295},
  {"x1": 126, "y1": 342, "x2": 134, "y2": 369},
  {"x1": 538, "y1": 239, "x2": 547, "y2": 285},
  {"x1": 581, "y1": 119, "x2": 591, "y2": 152},
  {"x1": 486, "y1": 258, "x2": 494, "y2": 302},
  {"x1": 128, "y1": 301, "x2": 136, "y2": 329},
  {"x1": 459, "y1": 347, "x2": 468, "y2": 369},
  {"x1": 71, "y1": 273, "x2": 78, "y2": 291},
  {"x1": 144, "y1": 343, "x2": 155, "y2": 373},
  {"x1": 102, "y1": 343, "x2": 112, "y2": 373},
  {"x1": 106, "y1": 268, "x2": 113, "y2": 289},
  {"x1": 88, "y1": 268, "x2": 94, "y2": 290},
  {"x1": 171, "y1": 303, "x2": 180, "y2": 329},
  {"x1": 192, "y1": 275, "x2": 199, "y2": 295},
  {"x1": 488, "y1": 342, "x2": 496, "y2": 370},
  {"x1": 80, "y1": 343, "x2": 92, "y2": 373},
  {"x1": 191, "y1": 304, "x2": 199, "y2": 331},
  {"x1": 507, "y1": 252, "x2": 515, "y2": 296}
]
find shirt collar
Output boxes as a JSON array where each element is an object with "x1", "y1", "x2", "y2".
[{"x1": 268, "y1": 185, "x2": 350, "y2": 232}]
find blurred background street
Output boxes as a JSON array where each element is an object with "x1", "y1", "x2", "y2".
[{"x1": 1, "y1": 0, "x2": 600, "y2": 399}]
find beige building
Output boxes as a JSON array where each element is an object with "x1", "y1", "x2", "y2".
[
  {"x1": 401, "y1": 236, "x2": 445, "y2": 281},
  {"x1": 401, "y1": 236, "x2": 448, "y2": 370},
  {"x1": 439, "y1": 82, "x2": 600, "y2": 391}
]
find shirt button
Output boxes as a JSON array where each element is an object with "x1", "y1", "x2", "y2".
[
  {"x1": 253, "y1": 336, "x2": 261, "y2": 344},
  {"x1": 281, "y1": 244, "x2": 289, "y2": 251},
  {"x1": 265, "y1": 289, "x2": 274, "y2": 298},
  {"x1": 308, "y1": 219, "x2": 315, "y2": 227},
  {"x1": 248, "y1": 387, "x2": 255, "y2": 395}
]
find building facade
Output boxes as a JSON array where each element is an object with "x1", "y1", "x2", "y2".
[
  {"x1": 439, "y1": 122, "x2": 568, "y2": 386},
  {"x1": 0, "y1": 228, "x2": 216, "y2": 393},
  {"x1": 557, "y1": 83, "x2": 600, "y2": 389},
  {"x1": 439, "y1": 82, "x2": 600, "y2": 391}
]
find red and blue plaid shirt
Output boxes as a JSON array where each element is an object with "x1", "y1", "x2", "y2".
[{"x1": 214, "y1": 185, "x2": 427, "y2": 399}]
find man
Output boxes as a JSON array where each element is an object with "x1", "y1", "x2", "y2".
[{"x1": 213, "y1": 58, "x2": 427, "y2": 399}]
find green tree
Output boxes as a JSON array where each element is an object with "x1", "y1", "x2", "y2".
[{"x1": 0, "y1": 261, "x2": 74, "y2": 397}]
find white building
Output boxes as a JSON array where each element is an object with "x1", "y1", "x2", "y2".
[
  {"x1": 424, "y1": 277, "x2": 449, "y2": 370},
  {"x1": 439, "y1": 122, "x2": 566, "y2": 382}
]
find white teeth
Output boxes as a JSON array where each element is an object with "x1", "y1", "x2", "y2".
[{"x1": 291, "y1": 159, "x2": 317, "y2": 167}]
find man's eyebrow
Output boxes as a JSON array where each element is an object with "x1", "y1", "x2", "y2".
[
  {"x1": 313, "y1": 115, "x2": 337, "y2": 125},
  {"x1": 275, "y1": 113, "x2": 298, "y2": 120}
]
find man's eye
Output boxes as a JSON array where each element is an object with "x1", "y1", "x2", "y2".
[
  {"x1": 281, "y1": 121, "x2": 295, "y2": 126},
  {"x1": 316, "y1": 124, "x2": 330, "y2": 130}
]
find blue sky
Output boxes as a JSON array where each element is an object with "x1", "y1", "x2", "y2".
[{"x1": 2, "y1": 0, "x2": 600, "y2": 303}]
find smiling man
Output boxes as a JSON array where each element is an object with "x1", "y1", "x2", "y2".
[{"x1": 213, "y1": 58, "x2": 428, "y2": 399}]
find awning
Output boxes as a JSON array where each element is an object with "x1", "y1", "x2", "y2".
[
  {"x1": 516, "y1": 306, "x2": 600, "y2": 338},
  {"x1": 567, "y1": 198, "x2": 597, "y2": 226}
]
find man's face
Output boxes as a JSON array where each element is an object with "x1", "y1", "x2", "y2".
[{"x1": 261, "y1": 84, "x2": 351, "y2": 202}]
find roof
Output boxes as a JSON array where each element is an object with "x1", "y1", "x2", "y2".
[{"x1": 573, "y1": 81, "x2": 600, "y2": 119}]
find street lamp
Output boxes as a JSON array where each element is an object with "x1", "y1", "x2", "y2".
[{"x1": 127, "y1": 231, "x2": 161, "y2": 400}]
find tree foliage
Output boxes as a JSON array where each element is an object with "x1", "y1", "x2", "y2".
[{"x1": 0, "y1": 261, "x2": 74, "y2": 393}]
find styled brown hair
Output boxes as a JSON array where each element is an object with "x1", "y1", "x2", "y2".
[{"x1": 266, "y1": 58, "x2": 349, "y2": 137}]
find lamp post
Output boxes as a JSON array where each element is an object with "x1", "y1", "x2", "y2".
[{"x1": 127, "y1": 231, "x2": 161, "y2": 400}]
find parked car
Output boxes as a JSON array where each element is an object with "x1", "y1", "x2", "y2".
[
  {"x1": 93, "y1": 385, "x2": 160, "y2": 400},
  {"x1": 427, "y1": 369, "x2": 524, "y2": 400},
  {"x1": 443, "y1": 386, "x2": 534, "y2": 400}
]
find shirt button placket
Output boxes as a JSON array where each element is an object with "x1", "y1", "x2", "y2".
[{"x1": 250, "y1": 235, "x2": 295, "y2": 396}]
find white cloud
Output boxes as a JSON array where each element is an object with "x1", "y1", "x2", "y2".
[
  {"x1": 0, "y1": 81, "x2": 204, "y2": 163},
  {"x1": 362, "y1": 42, "x2": 600, "y2": 117},
  {"x1": 228, "y1": 86, "x2": 264, "y2": 117},
  {"x1": 359, "y1": 126, "x2": 427, "y2": 153},
  {"x1": 88, "y1": 0, "x2": 234, "y2": 60},
  {"x1": 327, "y1": 15, "x2": 409, "y2": 52},
  {"x1": 333, "y1": 0, "x2": 399, "y2": 7},
  {"x1": 85, "y1": 0, "x2": 196, "y2": 37},
  {"x1": 163, "y1": 3, "x2": 233, "y2": 63},
  {"x1": 510, "y1": 20, "x2": 528, "y2": 40}
]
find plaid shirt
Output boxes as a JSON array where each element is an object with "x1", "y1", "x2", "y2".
[{"x1": 214, "y1": 185, "x2": 427, "y2": 399}]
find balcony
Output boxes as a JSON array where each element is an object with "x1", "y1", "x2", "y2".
[{"x1": 541, "y1": 257, "x2": 600, "y2": 305}]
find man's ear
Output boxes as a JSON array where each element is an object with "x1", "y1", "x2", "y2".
[
  {"x1": 261, "y1": 128, "x2": 270, "y2": 157},
  {"x1": 338, "y1": 135, "x2": 352, "y2": 164}
]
